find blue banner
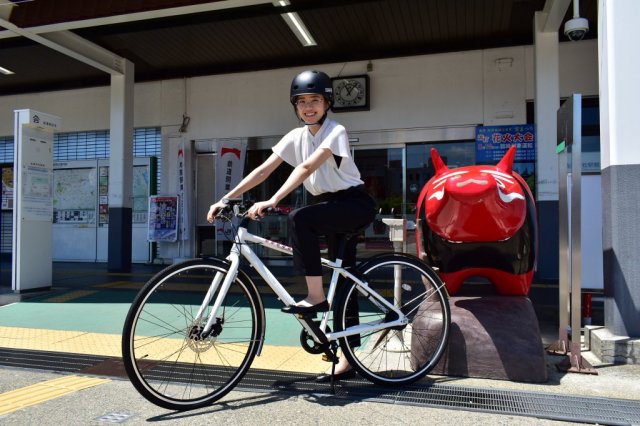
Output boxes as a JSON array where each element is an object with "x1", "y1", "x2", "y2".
[{"x1": 475, "y1": 124, "x2": 536, "y2": 163}]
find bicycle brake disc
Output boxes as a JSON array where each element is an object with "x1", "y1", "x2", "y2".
[{"x1": 186, "y1": 325, "x2": 215, "y2": 353}]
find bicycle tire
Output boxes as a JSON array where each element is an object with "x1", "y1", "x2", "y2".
[
  {"x1": 333, "y1": 253, "x2": 450, "y2": 385},
  {"x1": 122, "y1": 257, "x2": 264, "y2": 410}
]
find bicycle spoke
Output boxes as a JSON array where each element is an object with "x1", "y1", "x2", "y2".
[
  {"x1": 122, "y1": 259, "x2": 262, "y2": 410},
  {"x1": 336, "y1": 255, "x2": 450, "y2": 385}
]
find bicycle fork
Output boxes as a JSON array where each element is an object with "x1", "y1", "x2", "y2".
[{"x1": 194, "y1": 255, "x2": 241, "y2": 338}]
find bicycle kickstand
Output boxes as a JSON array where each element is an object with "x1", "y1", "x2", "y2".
[{"x1": 327, "y1": 342, "x2": 339, "y2": 395}]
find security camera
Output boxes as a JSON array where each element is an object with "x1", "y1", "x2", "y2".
[{"x1": 564, "y1": 17, "x2": 589, "y2": 41}]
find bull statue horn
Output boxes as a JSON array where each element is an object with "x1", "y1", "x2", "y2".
[
  {"x1": 496, "y1": 145, "x2": 516, "y2": 174},
  {"x1": 430, "y1": 148, "x2": 449, "y2": 176}
]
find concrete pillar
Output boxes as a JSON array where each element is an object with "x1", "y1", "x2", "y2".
[
  {"x1": 598, "y1": 0, "x2": 640, "y2": 338},
  {"x1": 108, "y1": 59, "x2": 134, "y2": 272},
  {"x1": 533, "y1": 11, "x2": 561, "y2": 281}
]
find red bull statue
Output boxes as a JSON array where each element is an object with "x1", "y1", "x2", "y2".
[{"x1": 415, "y1": 146, "x2": 537, "y2": 296}]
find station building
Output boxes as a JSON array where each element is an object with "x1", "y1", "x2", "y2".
[{"x1": 0, "y1": 1, "x2": 637, "y2": 361}]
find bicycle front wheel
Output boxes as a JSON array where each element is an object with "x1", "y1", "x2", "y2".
[
  {"x1": 334, "y1": 253, "x2": 450, "y2": 385},
  {"x1": 122, "y1": 258, "x2": 264, "y2": 410}
]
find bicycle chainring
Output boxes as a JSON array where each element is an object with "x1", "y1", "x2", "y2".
[{"x1": 300, "y1": 327, "x2": 330, "y2": 355}]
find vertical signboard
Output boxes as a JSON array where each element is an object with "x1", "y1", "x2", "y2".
[
  {"x1": 176, "y1": 140, "x2": 192, "y2": 241},
  {"x1": 214, "y1": 139, "x2": 247, "y2": 241},
  {"x1": 13, "y1": 109, "x2": 61, "y2": 292}
]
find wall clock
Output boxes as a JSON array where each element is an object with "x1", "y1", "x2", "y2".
[{"x1": 331, "y1": 75, "x2": 370, "y2": 112}]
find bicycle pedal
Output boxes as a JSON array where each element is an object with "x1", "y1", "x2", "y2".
[
  {"x1": 322, "y1": 352, "x2": 339, "y2": 363},
  {"x1": 321, "y1": 354, "x2": 340, "y2": 363}
]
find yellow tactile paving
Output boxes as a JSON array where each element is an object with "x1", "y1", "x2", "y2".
[
  {"x1": 0, "y1": 375, "x2": 110, "y2": 416},
  {"x1": 0, "y1": 326, "x2": 328, "y2": 374},
  {"x1": 0, "y1": 326, "x2": 122, "y2": 357}
]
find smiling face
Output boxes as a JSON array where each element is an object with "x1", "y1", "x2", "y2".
[{"x1": 294, "y1": 94, "x2": 328, "y2": 126}]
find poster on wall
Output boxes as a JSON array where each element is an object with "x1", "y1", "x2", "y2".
[
  {"x1": 2, "y1": 167, "x2": 13, "y2": 210},
  {"x1": 98, "y1": 166, "x2": 109, "y2": 224},
  {"x1": 148, "y1": 195, "x2": 178, "y2": 242},
  {"x1": 475, "y1": 124, "x2": 536, "y2": 194}
]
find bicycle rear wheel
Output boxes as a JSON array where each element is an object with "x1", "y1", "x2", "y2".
[
  {"x1": 122, "y1": 258, "x2": 264, "y2": 410},
  {"x1": 334, "y1": 253, "x2": 450, "y2": 385}
]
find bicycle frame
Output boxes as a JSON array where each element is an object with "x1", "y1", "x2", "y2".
[{"x1": 199, "y1": 216, "x2": 408, "y2": 346}]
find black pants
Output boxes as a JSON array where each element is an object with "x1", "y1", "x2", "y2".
[
  {"x1": 289, "y1": 185, "x2": 375, "y2": 347},
  {"x1": 288, "y1": 185, "x2": 375, "y2": 276}
]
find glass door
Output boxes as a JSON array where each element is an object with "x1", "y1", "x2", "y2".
[
  {"x1": 354, "y1": 141, "x2": 476, "y2": 258},
  {"x1": 353, "y1": 146, "x2": 404, "y2": 255}
]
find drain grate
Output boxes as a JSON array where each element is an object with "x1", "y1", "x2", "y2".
[
  {"x1": 1, "y1": 347, "x2": 640, "y2": 425},
  {"x1": 344, "y1": 385, "x2": 640, "y2": 425},
  {"x1": 0, "y1": 347, "x2": 104, "y2": 372}
]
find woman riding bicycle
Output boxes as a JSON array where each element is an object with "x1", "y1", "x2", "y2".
[{"x1": 207, "y1": 69, "x2": 375, "y2": 380}]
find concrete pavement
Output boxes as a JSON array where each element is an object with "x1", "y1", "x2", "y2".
[{"x1": 1, "y1": 261, "x2": 639, "y2": 424}]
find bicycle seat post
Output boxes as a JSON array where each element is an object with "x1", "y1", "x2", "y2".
[{"x1": 324, "y1": 233, "x2": 352, "y2": 316}]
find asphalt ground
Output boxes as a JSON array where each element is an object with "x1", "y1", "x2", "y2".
[
  {"x1": 2, "y1": 367, "x2": 589, "y2": 426},
  {"x1": 0, "y1": 260, "x2": 639, "y2": 425}
]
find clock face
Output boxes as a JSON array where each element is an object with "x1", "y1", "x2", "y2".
[{"x1": 331, "y1": 75, "x2": 369, "y2": 111}]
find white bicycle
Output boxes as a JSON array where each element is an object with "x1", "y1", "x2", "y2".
[{"x1": 122, "y1": 201, "x2": 450, "y2": 410}]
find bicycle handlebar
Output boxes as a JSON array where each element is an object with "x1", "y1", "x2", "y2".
[{"x1": 215, "y1": 200, "x2": 282, "y2": 222}]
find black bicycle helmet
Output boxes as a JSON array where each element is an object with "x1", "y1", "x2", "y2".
[{"x1": 290, "y1": 70, "x2": 333, "y2": 106}]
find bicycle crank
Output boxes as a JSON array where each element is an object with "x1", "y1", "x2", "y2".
[{"x1": 299, "y1": 321, "x2": 331, "y2": 355}]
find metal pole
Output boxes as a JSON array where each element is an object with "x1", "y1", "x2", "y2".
[
  {"x1": 552, "y1": 94, "x2": 596, "y2": 374},
  {"x1": 382, "y1": 217, "x2": 407, "y2": 353}
]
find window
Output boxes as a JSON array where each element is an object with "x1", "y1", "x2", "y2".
[{"x1": 405, "y1": 141, "x2": 475, "y2": 208}]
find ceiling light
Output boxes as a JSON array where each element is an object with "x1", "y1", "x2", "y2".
[
  {"x1": 0, "y1": 0, "x2": 35, "y2": 5},
  {"x1": 281, "y1": 12, "x2": 316, "y2": 46},
  {"x1": 0, "y1": 66, "x2": 15, "y2": 75},
  {"x1": 273, "y1": 0, "x2": 317, "y2": 47}
]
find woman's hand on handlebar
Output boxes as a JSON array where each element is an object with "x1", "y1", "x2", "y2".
[
  {"x1": 206, "y1": 200, "x2": 227, "y2": 223},
  {"x1": 247, "y1": 200, "x2": 276, "y2": 220}
]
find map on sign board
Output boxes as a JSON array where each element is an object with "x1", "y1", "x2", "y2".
[
  {"x1": 52, "y1": 168, "x2": 97, "y2": 224},
  {"x1": 133, "y1": 166, "x2": 149, "y2": 215}
]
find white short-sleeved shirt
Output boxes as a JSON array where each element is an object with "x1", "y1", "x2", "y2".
[{"x1": 272, "y1": 118, "x2": 364, "y2": 196}]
